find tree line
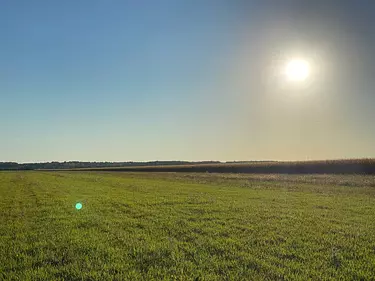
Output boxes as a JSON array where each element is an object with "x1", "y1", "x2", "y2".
[{"x1": 0, "y1": 161, "x2": 221, "y2": 171}]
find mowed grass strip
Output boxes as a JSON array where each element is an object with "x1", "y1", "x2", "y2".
[{"x1": 0, "y1": 172, "x2": 375, "y2": 280}]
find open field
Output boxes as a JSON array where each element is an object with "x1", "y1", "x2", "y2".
[{"x1": 1, "y1": 171, "x2": 375, "y2": 280}]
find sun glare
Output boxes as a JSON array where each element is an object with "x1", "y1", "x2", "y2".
[{"x1": 285, "y1": 59, "x2": 310, "y2": 81}]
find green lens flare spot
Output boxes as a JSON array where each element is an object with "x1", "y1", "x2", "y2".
[{"x1": 75, "y1": 203, "x2": 83, "y2": 210}]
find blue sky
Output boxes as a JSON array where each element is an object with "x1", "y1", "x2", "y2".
[{"x1": 1, "y1": 1, "x2": 375, "y2": 162}]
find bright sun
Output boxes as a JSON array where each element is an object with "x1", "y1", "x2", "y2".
[{"x1": 285, "y1": 59, "x2": 310, "y2": 81}]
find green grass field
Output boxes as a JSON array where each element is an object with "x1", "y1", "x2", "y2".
[{"x1": 1, "y1": 172, "x2": 375, "y2": 280}]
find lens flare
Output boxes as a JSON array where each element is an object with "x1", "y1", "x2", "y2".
[{"x1": 75, "y1": 203, "x2": 83, "y2": 210}]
